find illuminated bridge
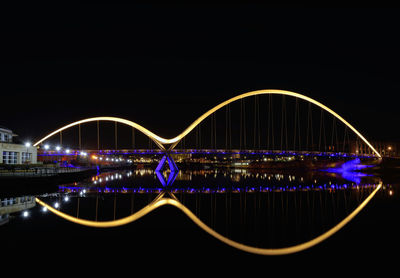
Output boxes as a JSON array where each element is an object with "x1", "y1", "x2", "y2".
[
  {"x1": 30, "y1": 89, "x2": 386, "y2": 256},
  {"x1": 34, "y1": 89, "x2": 381, "y2": 168}
]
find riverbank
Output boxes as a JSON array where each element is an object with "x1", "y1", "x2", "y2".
[
  {"x1": 0, "y1": 164, "x2": 138, "y2": 197},
  {"x1": 360, "y1": 157, "x2": 400, "y2": 183},
  {"x1": 0, "y1": 168, "x2": 97, "y2": 197}
]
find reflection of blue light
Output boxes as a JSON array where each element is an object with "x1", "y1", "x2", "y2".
[
  {"x1": 322, "y1": 158, "x2": 372, "y2": 184},
  {"x1": 58, "y1": 183, "x2": 378, "y2": 194},
  {"x1": 166, "y1": 170, "x2": 178, "y2": 186},
  {"x1": 155, "y1": 170, "x2": 179, "y2": 187},
  {"x1": 155, "y1": 170, "x2": 167, "y2": 187},
  {"x1": 341, "y1": 172, "x2": 362, "y2": 185}
]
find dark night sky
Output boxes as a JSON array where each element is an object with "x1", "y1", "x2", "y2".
[{"x1": 2, "y1": 5, "x2": 400, "y2": 143}]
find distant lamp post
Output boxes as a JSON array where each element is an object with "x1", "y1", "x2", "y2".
[
  {"x1": 24, "y1": 142, "x2": 31, "y2": 164},
  {"x1": 44, "y1": 144, "x2": 50, "y2": 150},
  {"x1": 55, "y1": 146, "x2": 62, "y2": 165},
  {"x1": 388, "y1": 146, "x2": 392, "y2": 157}
]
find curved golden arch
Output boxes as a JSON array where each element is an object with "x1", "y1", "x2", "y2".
[
  {"x1": 33, "y1": 89, "x2": 381, "y2": 157},
  {"x1": 35, "y1": 183, "x2": 382, "y2": 255},
  {"x1": 168, "y1": 89, "x2": 381, "y2": 157},
  {"x1": 33, "y1": 116, "x2": 166, "y2": 151},
  {"x1": 35, "y1": 192, "x2": 167, "y2": 228}
]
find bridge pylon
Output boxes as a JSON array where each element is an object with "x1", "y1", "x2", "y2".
[
  {"x1": 155, "y1": 153, "x2": 179, "y2": 173},
  {"x1": 155, "y1": 152, "x2": 179, "y2": 187}
]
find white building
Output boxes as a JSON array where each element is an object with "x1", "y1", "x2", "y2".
[{"x1": 0, "y1": 126, "x2": 37, "y2": 164}]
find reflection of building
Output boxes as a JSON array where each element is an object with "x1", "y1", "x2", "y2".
[
  {"x1": 350, "y1": 140, "x2": 399, "y2": 157},
  {"x1": 171, "y1": 153, "x2": 192, "y2": 163},
  {"x1": 0, "y1": 196, "x2": 36, "y2": 226},
  {"x1": 0, "y1": 126, "x2": 37, "y2": 164}
]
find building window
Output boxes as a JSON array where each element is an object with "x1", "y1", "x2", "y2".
[
  {"x1": 2, "y1": 151, "x2": 18, "y2": 164},
  {"x1": 21, "y1": 152, "x2": 32, "y2": 163},
  {"x1": 0, "y1": 130, "x2": 13, "y2": 142}
]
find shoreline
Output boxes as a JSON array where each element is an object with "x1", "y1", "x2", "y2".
[{"x1": 0, "y1": 168, "x2": 97, "y2": 197}]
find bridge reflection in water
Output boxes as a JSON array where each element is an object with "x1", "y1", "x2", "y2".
[
  {"x1": 31, "y1": 166, "x2": 387, "y2": 255},
  {"x1": 2, "y1": 89, "x2": 396, "y2": 258}
]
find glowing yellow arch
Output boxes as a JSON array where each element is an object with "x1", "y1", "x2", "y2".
[
  {"x1": 168, "y1": 89, "x2": 381, "y2": 157},
  {"x1": 33, "y1": 89, "x2": 381, "y2": 157},
  {"x1": 33, "y1": 116, "x2": 167, "y2": 150},
  {"x1": 35, "y1": 182, "x2": 382, "y2": 255}
]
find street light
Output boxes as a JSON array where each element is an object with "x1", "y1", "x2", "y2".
[
  {"x1": 24, "y1": 142, "x2": 31, "y2": 164},
  {"x1": 44, "y1": 144, "x2": 50, "y2": 150}
]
